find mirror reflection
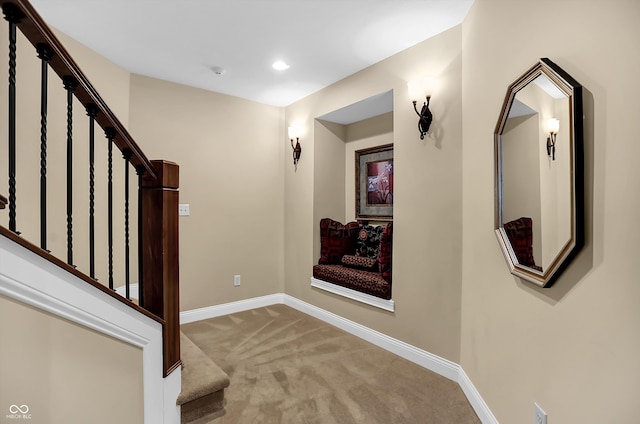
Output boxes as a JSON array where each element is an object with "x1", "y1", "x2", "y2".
[
  {"x1": 501, "y1": 74, "x2": 571, "y2": 272},
  {"x1": 495, "y1": 58, "x2": 584, "y2": 287}
]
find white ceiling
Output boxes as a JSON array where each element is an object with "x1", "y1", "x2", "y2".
[{"x1": 30, "y1": 0, "x2": 474, "y2": 109}]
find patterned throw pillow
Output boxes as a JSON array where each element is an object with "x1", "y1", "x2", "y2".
[
  {"x1": 355, "y1": 224, "x2": 385, "y2": 259},
  {"x1": 377, "y1": 222, "x2": 392, "y2": 283},
  {"x1": 341, "y1": 254, "x2": 378, "y2": 271},
  {"x1": 319, "y1": 218, "x2": 359, "y2": 264}
]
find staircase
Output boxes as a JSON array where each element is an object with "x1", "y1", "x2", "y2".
[
  {"x1": 0, "y1": 1, "x2": 182, "y2": 422},
  {"x1": 1, "y1": 1, "x2": 236, "y2": 422},
  {"x1": 179, "y1": 332, "x2": 231, "y2": 423}
]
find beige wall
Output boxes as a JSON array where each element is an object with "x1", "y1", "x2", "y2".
[
  {"x1": 502, "y1": 114, "x2": 541, "y2": 223},
  {"x1": 461, "y1": 0, "x2": 640, "y2": 422},
  {"x1": 285, "y1": 26, "x2": 464, "y2": 362},
  {"x1": 314, "y1": 120, "x2": 347, "y2": 222},
  {"x1": 0, "y1": 295, "x2": 143, "y2": 424},
  {"x1": 53, "y1": 28, "x2": 131, "y2": 125},
  {"x1": 128, "y1": 75, "x2": 285, "y2": 311}
]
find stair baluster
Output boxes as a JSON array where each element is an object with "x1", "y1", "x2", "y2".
[
  {"x1": 123, "y1": 149, "x2": 132, "y2": 300},
  {"x1": 63, "y1": 75, "x2": 77, "y2": 267},
  {"x1": 136, "y1": 165, "x2": 145, "y2": 307},
  {"x1": 3, "y1": 3, "x2": 20, "y2": 234},
  {"x1": 37, "y1": 43, "x2": 51, "y2": 251},
  {"x1": 86, "y1": 104, "x2": 98, "y2": 279},
  {"x1": 106, "y1": 127, "x2": 116, "y2": 291}
]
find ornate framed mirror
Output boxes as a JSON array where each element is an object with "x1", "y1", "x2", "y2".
[{"x1": 494, "y1": 58, "x2": 584, "y2": 287}]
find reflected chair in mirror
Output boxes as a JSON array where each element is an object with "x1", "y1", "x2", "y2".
[{"x1": 503, "y1": 217, "x2": 542, "y2": 272}]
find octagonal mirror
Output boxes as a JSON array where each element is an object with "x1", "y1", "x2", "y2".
[{"x1": 494, "y1": 58, "x2": 584, "y2": 287}]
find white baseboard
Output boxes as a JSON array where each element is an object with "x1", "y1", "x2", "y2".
[
  {"x1": 179, "y1": 293, "x2": 497, "y2": 423},
  {"x1": 180, "y1": 294, "x2": 285, "y2": 324},
  {"x1": 310, "y1": 277, "x2": 395, "y2": 312},
  {"x1": 458, "y1": 367, "x2": 499, "y2": 424}
]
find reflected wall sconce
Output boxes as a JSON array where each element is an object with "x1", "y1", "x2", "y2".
[
  {"x1": 546, "y1": 118, "x2": 559, "y2": 160},
  {"x1": 288, "y1": 126, "x2": 302, "y2": 171},
  {"x1": 408, "y1": 78, "x2": 434, "y2": 140}
]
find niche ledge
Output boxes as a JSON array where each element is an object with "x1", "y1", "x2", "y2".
[{"x1": 310, "y1": 277, "x2": 395, "y2": 312}]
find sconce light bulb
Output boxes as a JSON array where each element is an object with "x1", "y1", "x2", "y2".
[
  {"x1": 288, "y1": 126, "x2": 301, "y2": 140},
  {"x1": 547, "y1": 118, "x2": 560, "y2": 134}
]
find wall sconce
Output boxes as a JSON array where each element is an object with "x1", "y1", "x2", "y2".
[
  {"x1": 546, "y1": 118, "x2": 559, "y2": 160},
  {"x1": 288, "y1": 126, "x2": 302, "y2": 171},
  {"x1": 412, "y1": 96, "x2": 432, "y2": 140},
  {"x1": 408, "y1": 78, "x2": 434, "y2": 140}
]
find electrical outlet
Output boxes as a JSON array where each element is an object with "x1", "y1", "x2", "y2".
[
  {"x1": 534, "y1": 403, "x2": 547, "y2": 424},
  {"x1": 234, "y1": 275, "x2": 241, "y2": 287},
  {"x1": 178, "y1": 204, "x2": 190, "y2": 216}
]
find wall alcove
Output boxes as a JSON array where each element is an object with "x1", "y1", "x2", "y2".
[{"x1": 311, "y1": 90, "x2": 395, "y2": 311}]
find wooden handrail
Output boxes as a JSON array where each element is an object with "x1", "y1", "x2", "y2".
[{"x1": 1, "y1": 0, "x2": 156, "y2": 180}]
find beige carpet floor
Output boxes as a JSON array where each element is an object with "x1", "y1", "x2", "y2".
[{"x1": 181, "y1": 304, "x2": 480, "y2": 424}]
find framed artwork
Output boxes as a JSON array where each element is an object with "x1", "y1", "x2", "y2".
[{"x1": 355, "y1": 144, "x2": 393, "y2": 221}]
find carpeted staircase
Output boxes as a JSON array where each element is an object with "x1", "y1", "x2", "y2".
[{"x1": 178, "y1": 332, "x2": 230, "y2": 423}]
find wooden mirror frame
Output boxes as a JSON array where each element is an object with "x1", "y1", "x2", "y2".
[{"x1": 494, "y1": 58, "x2": 584, "y2": 287}]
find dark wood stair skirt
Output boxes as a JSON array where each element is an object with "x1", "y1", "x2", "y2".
[{"x1": 178, "y1": 332, "x2": 230, "y2": 423}]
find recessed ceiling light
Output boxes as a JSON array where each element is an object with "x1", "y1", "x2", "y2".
[{"x1": 272, "y1": 61, "x2": 290, "y2": 71}]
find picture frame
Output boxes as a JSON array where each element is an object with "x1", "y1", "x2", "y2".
[{"x1": 355, "y1": 144, "x2": 393, "y2": 221}]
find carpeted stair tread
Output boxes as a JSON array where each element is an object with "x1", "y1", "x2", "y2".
[{"x1": 177, "y1": 332, "x2": 230, "y2": 406}]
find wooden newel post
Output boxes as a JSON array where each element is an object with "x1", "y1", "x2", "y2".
[{"x1": 140, "y1": 160, "x2": 181, "y2": 376}]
